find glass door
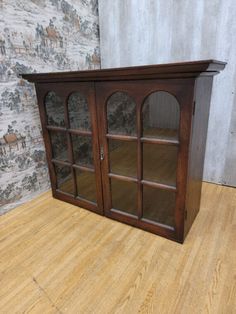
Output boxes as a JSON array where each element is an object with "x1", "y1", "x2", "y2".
[
  {"x1": 96, "y1": 80, "x2": 187, "y2": 239},
  {"x1": 141, "y1": 91, "x2": 179, "y2": 228},
  {"x1": 37, "y1": 82, "x2": 103, "y2": 214},
  {"x1": 104, "y1": 91, "x2": 138, "y2": 217}
]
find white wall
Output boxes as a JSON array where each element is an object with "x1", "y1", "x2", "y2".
[{"x1": 98, "y1": 0, "x2": 236, "y2": 186}]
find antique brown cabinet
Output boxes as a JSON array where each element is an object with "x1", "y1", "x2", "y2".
[{"x1": 22, "y1": 60, "x2": 225, "y2": 243}]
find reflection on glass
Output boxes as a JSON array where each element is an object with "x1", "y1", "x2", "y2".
[
  {"x1": 68, "y1": 92, "x2": 91, "y2": 130},
  {"x1": 54, "y1": 165, "x2": 74, "y2": 194},
  {"x1": 109, "y1": 140, "x2": 137, "y2": 178},
  {"x1": 71, "y1": 135, "x2": 93, "y2": 168},
  {"x1": 110, "y1": 178, "x2": 137, "y2": 215},
  {"x1": 45, "y1": 91, "x2": 65, "y2": 126},
  {"x1": 107, "y1": 92, "x2": 136, "y2": 135},
  {"x1": 143, "y1": 186, "x2": 175, "y2": 227},
  {"x1": 75, "y1": 169, "x2": 97, "y2": 203},
  {"x1": 143, "y1": 143, "x2": 178, "y2": 186},
  {"x1": 142, "y1": 91, "x2": 180, "y2": 140},
  {"x1": 50, "y1": 131, "x2": 68, "y2": 161}
]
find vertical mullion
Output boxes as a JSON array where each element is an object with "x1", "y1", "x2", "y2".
[
  {"x1": 96, "y1": 83, "x2": 112, "y2": 213},
  {"x1": 91, "y1": 82, "x2": 105, "y2": 211},
  {"x1": 137, "y1": 100, "x2": 142, "y2": 220},
  {"x1": 69, "y1": 133, "x2": 77, "y2": 198},
  {"x1": 64, "y1": 93, "x2": 77, "y2": 198}
]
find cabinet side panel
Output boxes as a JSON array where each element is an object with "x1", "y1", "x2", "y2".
[{"x1": 184, "y1": 77, "x2": 213, "y2": 238}]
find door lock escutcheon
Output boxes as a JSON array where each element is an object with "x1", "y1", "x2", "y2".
[{"x1": 100, "y1": 146, "x2": 104, "y2": 161}]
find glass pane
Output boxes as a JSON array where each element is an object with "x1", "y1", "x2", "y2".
[
  {"x1": 71, "y1": 135, "x2": 93, "y2": 168},
  {"x1": 143, "y1": 143, "x2": 178, "y2": 186},
  {"x1": 45, "y1": 91, "x2": 65, "y2": 126},
  {"x1": 143, "y1": 186, "x2": 175, "y2": 227},
  {"x1": 50, "y1": 131, "x2": 68, "y2": 161},
  {"x1": 55, "y1": 165, "x2": 74, "y2": 194},
  {"x1": 110, "y1": 178, "x2": 137, "y2": 215},
  {"x1": 75, "y1": 169, "x2": 97, "y2": 203},
  {"x1": 109, "y1": 140, "x2": 137, "y2": 178},
  {"x1": 68, "y1": 92, "x2": 91, "y2": 130},
  {"x1": 107, "y1": 92, "x2": 136, "y2": 135},
  {"x1": 142, "y1": 91, "x2": 180, "y2": 140}
]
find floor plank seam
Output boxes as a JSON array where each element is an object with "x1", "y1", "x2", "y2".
[{"x1": 32, "y1": 276, "x2": 63, "y2": 314}]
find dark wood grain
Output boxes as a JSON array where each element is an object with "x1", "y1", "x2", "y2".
[
  {"x1": 72, "y1": 164, "x2": 95, "y2": 172},
  {"x1": 106, "y1": 134, "x2": 137, "y2": 141},
  {"x1": 184, "y1": 76, "x2": 214, "y2": 238},
  {"x1": 141, "y1": 180, "x2": 177, "y2": 191},
  {"x1": 68, "y1": 129, "x2": 92, "y2": 136},
  {"x1": 141, "y1": 137, "x2": 179, "y2": 145},
  {"x1": 21, "y1": 59, "x2": 226, "y2": 83},
  {"x1": 24, "y1": 61, "x2": 225, "y2": 243},
  {"x1": 95, "y1": 78, "x2": 192, "y2": 242},
  {"x1": 108, "y1": 173, "x2": 138, "y2": 183},
  {"x1": 46, "y1": 126, "x2": 67, "y2": 132},
  {"x1": 36, "y1": 82, "x2": 104, "y2": 215}
]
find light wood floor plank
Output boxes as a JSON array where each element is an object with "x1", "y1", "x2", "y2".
[{"x1": 0, "y1": 182, "x2": 235, "y2": 313}]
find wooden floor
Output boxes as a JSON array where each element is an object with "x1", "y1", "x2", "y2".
[{"x1": 0, "y1": 183, "x2": 235, "y2": 314}]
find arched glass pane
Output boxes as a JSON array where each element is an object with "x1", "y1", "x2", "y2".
[
  {"x1": 142, "y1": 91, "x2": 180, "y2": 141},
  {"x1": 107, "y1": 92, "x2": 136, "y2": 135},
  {"x1": 45, "y1": 91, "x2": 65, "y2": 126},
  {"x1": 68, "y1": 92, "x2": 91, "y2": 130}
]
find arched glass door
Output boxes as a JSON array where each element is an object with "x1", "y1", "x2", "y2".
[
  {"x1": 106, "y1": 91, "x2": 138, "y2": 216},
  {"x1": 42, "y1": 82, "x2": 103, "y2": 214},
  {"x1": 97, "y1": 81, "x2": 182, "y2": 237},
  {"x1": 141, "y1": 91, "x2": 180, "y2": 227}
]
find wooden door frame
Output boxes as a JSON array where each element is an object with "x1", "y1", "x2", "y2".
[
  {"x1": 35, "y1": 82, "x2": 104, "y2": 214},
  {"x1": 95, "y1": 78, "x2": 195, "y2": 242}
]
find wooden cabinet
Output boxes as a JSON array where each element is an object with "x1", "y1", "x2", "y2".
[{"x1": 22, "y1": 60, "x2": 225, "y2": 243}]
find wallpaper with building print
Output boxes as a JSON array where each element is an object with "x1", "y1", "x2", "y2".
[{"x1": 0, "y1": 0, "x2": 100, "y2": 214}]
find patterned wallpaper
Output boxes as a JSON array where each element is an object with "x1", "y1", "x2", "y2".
[{"x1": 0, "y1": 0, "x2": 100, "y2": 214}]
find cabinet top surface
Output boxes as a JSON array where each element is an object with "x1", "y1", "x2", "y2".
[{"x1": 21, "y1": 59, "x2": 226, "y2": 83}]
